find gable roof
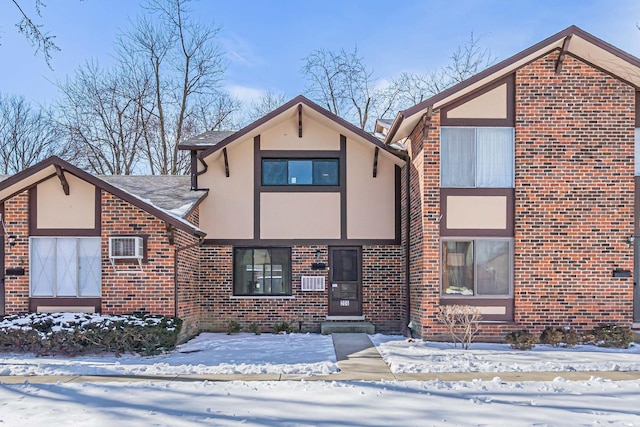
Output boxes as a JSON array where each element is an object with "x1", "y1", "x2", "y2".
[
  {"x1": 384, "y1": 25, "x2": 640, "y2": 145},
  {"x1": 0, "y1": 156, "x2": 206, "y2": 237},
  {"x1": 196, "y1": 95, "x2": 406, "y2": 161}
]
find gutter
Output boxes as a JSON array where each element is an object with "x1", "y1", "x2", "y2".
[
  {"x1": 384, "y1": 112, "x2": 405, "y2": 146},
  {"x1": 404, "y1": 156, "x2": 412, "y2": 338}
]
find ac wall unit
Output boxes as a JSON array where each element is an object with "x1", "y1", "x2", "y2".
[
  {"x1": 109, "y1": 236, "x2": 144, "y2": 273},
  {"x1": 109, "y1": 236, "x2": 144, "y2": 259}
]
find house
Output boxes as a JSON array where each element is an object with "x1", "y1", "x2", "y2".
[
  {"x1": 0, "y1": 96, "x2": 406, "y2": 337},
  {"x1": 383, "y1": 25, "x2": 640, "y2": 340},
  {"x1": 1, "y1": 26, "x2": 639, "y2": 342}
]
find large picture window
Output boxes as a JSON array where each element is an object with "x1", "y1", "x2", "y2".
[
  {"x1": 30, "y1": 237, "x2": 102, "y2": 297},
  {"x1": 442, "y1": 239, "x2": 512, "y2": 297},
  {"x1": 233, "y1": 248, "x2": 291, "y2": 296},
  {"x1": 441, "y1": 127, "x2": 514, "y2": 187},
  {"x1": 262, "y1": 159, "x2": 339, "y2": 186}
]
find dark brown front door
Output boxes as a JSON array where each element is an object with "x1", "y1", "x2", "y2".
[{"x1": 329, "y1": 247, "x2": 361, "y2": 316}]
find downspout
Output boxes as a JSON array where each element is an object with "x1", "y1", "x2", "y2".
[
  {"x1": 404, "y1": 156, "x2": 411, "y2": 338},
  {"x1": 173, "y1": 236, "x2": 204, "y2": 319}
]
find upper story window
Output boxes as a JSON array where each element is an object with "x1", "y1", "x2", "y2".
[
  {"x1": 262, "y1": 159, "x2": 339, "y2": 186},
  {"x1": 441, "y1": 127, "x2": 514, "y2": 188}
]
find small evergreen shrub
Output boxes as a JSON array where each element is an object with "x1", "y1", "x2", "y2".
[
  {"x1": 0, "y1": 312, "x2": 181, "y2": 356},
  {"x1": 539, "y1": 326, "x2": 579, "y2": 348},
  {"x1": 273, "y1": 321, "x2": 293, "y2": 334},
  {"x1": 504, "y1": 329, "x2": 538, "y2": 350},
  {"x1": 590, "y1": 324, "x2": 634, "y2": 348},
  {"x1": 246, "y1": 323, "x2": 261, "y2": 335},
  {"x1": 227, "y1": 320, "x2": 242, "y2": 335}
]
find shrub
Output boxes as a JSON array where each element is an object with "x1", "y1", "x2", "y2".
[
  {"x1": 539, "y1": 326, "x2": 579, "y2": 348},
  {"x1": 273, "y1": 321, "x2": 293, "y2": 334},
  {"x1": 590, "y1": 324, "x2": 634, "y2": 348},
  {"x1": 246, "y1": 323, "x2": 262, "y2": 335},
  {"x1": 505, "y1": 329, "x2": 538, "y2": 350},
  {"x1": 227, "y1": 320, "x2": 242, "y2": 335},
  {"x1": 436, "y1": 305, "x2": 482, "y2": 349},
  {"x1": 0, "y1": 312, "x2": 181, "y2": 357}
]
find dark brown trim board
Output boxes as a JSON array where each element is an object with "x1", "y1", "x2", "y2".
[
  {"x1": 29, "y1": 186, "x2": 102, "y2": 237},
  {"x1": 29, "y1": 297, "x2": 102, "y2": 313},
  {"x1": 636, "y1": 92, "x2": 640, "y2": 127},
  {"x1": 395, "y1": 165, "x2": 402, "y2": 242},
  {"x1": 440, "y1": 74, "x2": 515, "y2": 127},
  {"x1": 340, "y1": 135, "x2": 347, "y2": 240},
  {"x1": 253, "y1": 135, "x2": 261, "y2": 240},
  {"x1": 202, "y1": 238, "x2": 401, "y2": 246},
  {"x1": 635, "y1": 177, "x2": 640, "y2": 238},
  {"x1": 439, "y1": 297, "x2": 514, "y2": 322},
  {"x1": 440, "y1": 188, "x2": 515, "y2": 237}
]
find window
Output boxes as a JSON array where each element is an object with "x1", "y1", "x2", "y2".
[
  {"x1": 441, "y1": 127, "x2": 514, "y2": 187},
  {"x1": 262, "y1": 159, "x2": 339, "y2": 186},
  {"x1": 30, "y1": 237, "x2": 101, "y2": 297},
  {"x1": 442, "y1": 239, "x2": 511, "y2": 297},
  {"x1": 233, "y1": 248, "x2": 291, "y2": 296}
]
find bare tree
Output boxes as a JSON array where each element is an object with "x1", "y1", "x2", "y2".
[
  {"x1": 382, "y1": 32, "x2": 496, "y2": 115},
  {"x1": 301, "y1": 47, "x2": 374, "y2": 130},
  {"x1": 5, "y1": 0, "x2": 60, "y2": 68},
  {"x1": 245, "y1": 91, "x2": 288, "y2": 123},
  {"x1": 118, "y1": 0, "x2": 238, "y2": 174},
  {"x1": 0, "y1": 93, "x2": 61, "y2": 174},
  {"x1": 55, "y1": 60, "x2": 151, "y2": 175}
]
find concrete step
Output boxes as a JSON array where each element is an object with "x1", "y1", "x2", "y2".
[{"x1": 321, "y1": 321, "x2": 375, "y2": 335}]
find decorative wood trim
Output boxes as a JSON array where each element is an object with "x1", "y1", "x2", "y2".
[
  {"x1": 202, "y1": 238, "x2": 400, "y2": 246},
  {"x1": 440, "y1": 188, "x2": 515, "y2": 237},
  {"x1": 223, "y1": 147, "x2": 230, "y2": 178},
  {"x1": 54, "y1": 165, "x2": 70, "y2": 195},
  {"x1": 254, "y1": 135, "x2": 261, "y2": 240},
  {"x1": 440, "y1": 74, "x2": 515, "y2": 127},
  {"x1": 373, "y1": 147, "x2": 379, "y2": 178},
  {"x1": 298, "y1": 104, "x2": 303, "y2": 138},
  {"x1": 340, "y1": 135, "x2": 347, "y2": 240},
  {"x1": 635, "y1": 177, "x2": 640, "y2": 237},
  {"x1": 29, "y1": 297, "x2": 102, "y2": 313},
  {"x1": 29, "y1": 186, "x2": 102, "y2": 236},
  {"x1": 395, "y1": 165, "x2": 401, "y2": 242},
  {"x1": 439, "y1": 297, "x2": 514, "y2": 322},
  {"x1": 636, "y1": 93, "x2": 640, "y2": 127},
  {"x1": 555, "y1": 34, "x2": 572, "y2": 75}
]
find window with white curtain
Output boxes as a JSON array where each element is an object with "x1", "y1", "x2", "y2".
[
  {"x1": 441, "y1": 127, "x2": 514, "y2": 187},
  {"x1": 30, "y1": 237, "x2": 101, "y2": 297}
]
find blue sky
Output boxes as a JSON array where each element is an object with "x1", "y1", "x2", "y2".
[{"x1": 1, "y1": 0, "x2": 640, "y2": 107}]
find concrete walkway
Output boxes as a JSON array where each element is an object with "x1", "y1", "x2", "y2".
[{"x1": 1, "y1": 333, "x2": 640, "y2": 384}]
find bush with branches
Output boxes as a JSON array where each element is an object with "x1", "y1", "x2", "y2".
[{"x1": 436, "y1": 305, "x2": 482, "y2": 349}]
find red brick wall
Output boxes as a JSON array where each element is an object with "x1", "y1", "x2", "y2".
[
  {"x1": 3, "y1": 191, "x2": 30, "y2": 314},
  {"x1": 100, "y1": 191, "x2": 175, "y2": 316},
  {"x1": 406, "y1": 113, "x2": 443, "y2": 338},
  {"x1": 405, "y1": 51, "x2": 636, "y2": 341},
  {"x1": 197, "y1": 244, "x2": 404, "y2": 333},
  {"x1": 513, "y1": 52, "x2": 635, "y2": 333},
  {"x1": 175, "y1": 208, "x2": 201, "y2": 339}
]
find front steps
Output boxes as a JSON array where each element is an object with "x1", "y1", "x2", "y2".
[{"x1": 321, "y1": 321, "x2": 375, "y2": 335}]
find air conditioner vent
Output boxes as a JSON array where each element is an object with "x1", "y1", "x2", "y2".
[
  {"x1": 109, "y1": 236, "x2": 144, "y2": 259},
  {"x1": 301, "y1": 276, "x2": 325, "y2": 291}
]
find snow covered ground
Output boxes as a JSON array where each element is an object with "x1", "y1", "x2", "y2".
[{"x1": 0, "y1": 332, "x2": 639, "y2": 426}]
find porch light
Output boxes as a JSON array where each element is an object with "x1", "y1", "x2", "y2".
[
  {"x1": 627, "y1": 236, "x2": 635, "y2": 246},
  {"x1": 7, "y1": 235, "x2": 16, "y2": 247}
]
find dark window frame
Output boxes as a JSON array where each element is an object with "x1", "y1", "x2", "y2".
[
  {"x1": 440, "y1": 238, "x2": 513, "y2": 298},
  {"x1": 261, "y1": 158, "x2": 340, "y2": 187},
  {"x1": 233, "y1": 247, "x2": 292, "y2": 296}
]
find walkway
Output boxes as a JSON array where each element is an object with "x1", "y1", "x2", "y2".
[{"x1": 0, "y1": 333, "x2": 639, "y2": 384}]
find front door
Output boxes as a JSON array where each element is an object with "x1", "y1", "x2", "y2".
[
  {"x1": 635, "y1": 239, "x2": 640, "y2": 323},
  {"x1": 329, "y1": 247, "x2": 361, "y2": 316}
]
